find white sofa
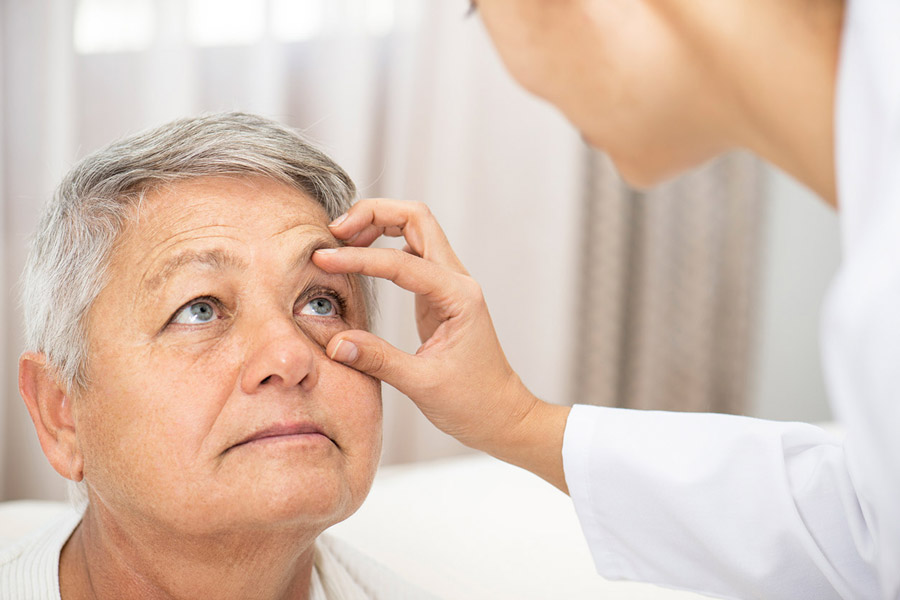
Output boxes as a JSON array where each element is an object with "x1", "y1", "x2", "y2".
[{"x1": 1, "y1": 454, "x2": 715, "y2": 599}]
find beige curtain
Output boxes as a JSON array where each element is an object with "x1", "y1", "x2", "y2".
[{"x1": 573, "y1": 151, "x2": 765, "y2": 413}]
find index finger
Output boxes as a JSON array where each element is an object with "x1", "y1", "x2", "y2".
[
  {"x1": 313, "y1": 246, "x2": 466, "y2": 314},
  {"x1": 328, "y1": 198, "x2": 467, "y2": 274}
]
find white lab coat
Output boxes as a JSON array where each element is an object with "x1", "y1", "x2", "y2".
[{"x1": 562, "y1": 1, "x2": 900, "y2": 598}]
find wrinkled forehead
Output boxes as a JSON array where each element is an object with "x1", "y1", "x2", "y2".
[
  {"x1": 103, "y1": 175, "x2": 352, "y2": 296},
  {"x1": 126, "y1": 176, "x2": 333, "y2": 240}
]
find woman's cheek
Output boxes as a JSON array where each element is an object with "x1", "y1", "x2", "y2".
[
  {"x1": 296, "y1": 319, "x2": 351, "y2": 350},
  {"x1": 325, "y1": 360, "x2": 382, "y2": 437},
  {"x1": 350, "y1": 371, "x2": 383, "y2": 430},
  {"x1": 148, "y1": 327, "x2": 238, "y2": 372},
  {"x1": 144, "y1": 338, "x2": 243, "y2": 434}
]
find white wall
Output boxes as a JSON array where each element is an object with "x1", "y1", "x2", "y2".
[{"x1": 749, "y1": 167, "x2": 841, "y2": 422}]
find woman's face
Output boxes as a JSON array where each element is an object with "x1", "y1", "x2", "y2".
[
  {"x1": 75, "y1": 176, "x2": 381, "y2": 537},
  {"x1": 474, "y1": 0, "x2": 731, "y2": 185}
]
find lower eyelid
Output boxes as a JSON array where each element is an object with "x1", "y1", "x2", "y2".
[{"x1": 297, "y1": 307, "x2": 340, "y2": 318}]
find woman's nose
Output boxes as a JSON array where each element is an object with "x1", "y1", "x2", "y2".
[{"x1": 240, "y1": 316, "x2": 319, "y2": 394}]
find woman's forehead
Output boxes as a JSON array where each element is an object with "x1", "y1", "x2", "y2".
[
  {"x1": 137, "y1": 176, "x2": 329, "y2": 228},
  {"x1": 122, "y1": 176, "x2": 326, "y2": 245},
  {"x1": 107, "y1": 176, "x2": 341, "y2": 287}
]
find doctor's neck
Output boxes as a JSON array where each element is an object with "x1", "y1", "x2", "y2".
[{"x1": 657, "y1": 0, "x2": 846, "y2": 207}]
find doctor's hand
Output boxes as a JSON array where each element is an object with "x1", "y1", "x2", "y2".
[{"x1": 312, "y1": 199, "x2": 571, "y2": 494}]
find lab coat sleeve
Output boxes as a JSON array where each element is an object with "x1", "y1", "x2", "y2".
[{"x1": 562, "y1": 405, "x2": 880, "y2": 599}]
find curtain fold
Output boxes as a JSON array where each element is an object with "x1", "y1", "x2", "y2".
[
  {"x1": 0, "y1": 0, "x2": 7, "y2": 498},
  {"x1": 573, "y1": 151, "x2": 765, "y2": 413}
]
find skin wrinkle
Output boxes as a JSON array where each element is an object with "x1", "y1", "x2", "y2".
[
  {"x1": 142, "y1": 247, "x2": 249, "y2": 296},
  {"x1": 79, "y1": 494, "x2": 320, "y2": 599},
  {"x1": 140, "y1": 224, "x2": 339, "y2": 296},
  {"x1": 126, "y1": 229, "x2": 243, "y2": 321},
  {"x1": 127, "y1": 211, "x2": 352, "y2": 340},
  {"x1": 138, "y1": 237, "x2": 351, "y2": 333}
]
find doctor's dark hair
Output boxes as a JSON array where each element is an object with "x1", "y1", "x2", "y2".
[{"x1": 21, "y1": 111, "x2": 368, "y2": 392}]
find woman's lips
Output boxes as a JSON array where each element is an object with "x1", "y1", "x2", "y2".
[{"x1": 230, "y1": 422, "x2": 333, "y2": 451}]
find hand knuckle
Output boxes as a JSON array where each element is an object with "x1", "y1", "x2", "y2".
[
  {"x1": 460, "y1": 276, "x2": 485, "y2": 303},
  {"x1": 466, "y1": 277, "x2": 484, "y2": 304},
  {"x1": 387, "y1": 247, "x2": 408, "y2": 263},
  {"x1": 413, "y1": 201, "x2": 432, "y2": 218},
  {"x1": 369, "y1": 345, "x2": 389, "y2": 376}
]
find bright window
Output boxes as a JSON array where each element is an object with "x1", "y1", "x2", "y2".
[
  {"x1": 74, "y1": 0, "x2": 422, "y2": 54},
  {"x1": 74, "y1": 0, "x2": 156, "y2": 54},
  {"x1": 187, "y1": 0, "x2": 266, "y2": 47}
]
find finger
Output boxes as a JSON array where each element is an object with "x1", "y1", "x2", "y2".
[
  {"x1": 345, "y1": 224, "x2": 407, "y2": 248},
  {"x1": 345, "y1": 223, "x2": 384, "y2": 248},
  {"x1": 328, "y1": 198, "x2": 429, "y2": 244},
  {"x1": 326, "y1": 330, "x2": 423, "y2": 392},
  {"x1": 328, "y1": 198, "x2": 466, "y2": 273},
  {"x1": 313, "y1": 246, "x2": 464, "y2": 303}
]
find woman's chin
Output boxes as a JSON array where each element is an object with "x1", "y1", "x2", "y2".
[
  {"x1": 136, "y1": 479, "x2": 360, "y2": 538},
  {"x1": 241, "y1": 477, "x2": 359, "y2": 529}
]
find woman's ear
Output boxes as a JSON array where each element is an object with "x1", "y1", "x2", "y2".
[{"x1": 18, "y1": 352, "x2": 84, "y2": 482}]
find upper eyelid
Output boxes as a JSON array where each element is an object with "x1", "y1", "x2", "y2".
[
  {"x1": 296, "y1": 287, "x2": 347, "y2": 315},
  {"x1": 163, "y1": 295, "x2": 225, "y2": 330}
]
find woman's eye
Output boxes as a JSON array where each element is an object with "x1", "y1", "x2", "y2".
[
  {"x1": 300, "y1": 296, "x2": 338, "y2": 317},
  {"x1": 171, "y1": 299, "x2": 219, "y2": 325}
]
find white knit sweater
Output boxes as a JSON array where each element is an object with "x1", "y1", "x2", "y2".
[{"x1": 0, "y1": 507, "x2": 436, "y2": 599}]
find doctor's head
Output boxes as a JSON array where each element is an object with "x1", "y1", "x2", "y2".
[
  {"x1": 18, "y1": 112, "x2": 382, "y2": 538},
  {"x1": 471, "y1": 0, "x2": 767, "y2": 186}
]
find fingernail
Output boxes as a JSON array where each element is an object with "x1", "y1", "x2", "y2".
[
  {"x1": 329, "y1": 339, "x2": 358, "y2": 363},
  {"x1": 314, "y1": 248, "x2": 339, "y2": 255},
  {"x1": 328, "y1": 213, "x2": 348, "y2": 228}
]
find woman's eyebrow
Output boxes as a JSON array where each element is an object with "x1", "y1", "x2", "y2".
[
  {"x1": 290, "y1": 235, "x2": 340, "y2": 272},
  {"x1": 143, "y1": 248, "x2": 247, "y2": 292},
  {"x1": 142, "y1": 235, "x2": 343, "y2": 292},
  {"x1": 293, "y1": 235, "x2": 357, "y2": 293}
]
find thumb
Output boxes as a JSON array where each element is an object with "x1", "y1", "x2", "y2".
[{"x1": 326, "y1": 330, "x2": 418, "y2": 389}]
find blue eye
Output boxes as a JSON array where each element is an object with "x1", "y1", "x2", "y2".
[
  {"x1": 171, "y1": 299, "x2": 219, "y2": 325},
  {"x1": 300, "y1": 297, "x2": 337, "y2": 317}
]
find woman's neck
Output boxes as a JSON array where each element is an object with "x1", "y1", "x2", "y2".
[{"x1": 61, "y1": 504, "x2": 319, "y2": 600}]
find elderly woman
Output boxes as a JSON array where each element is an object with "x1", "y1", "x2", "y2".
[{"x1": 3, "y1": 113, "x2": 429, "y2": 599}]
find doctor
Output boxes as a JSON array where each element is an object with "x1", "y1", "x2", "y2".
[{"x1": 313, "y1": 0, "x2": 899, "y2": 598}]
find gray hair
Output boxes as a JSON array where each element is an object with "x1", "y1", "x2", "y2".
[{"x1": 22, "y1": 112, "x2": 368, "y2": 393}]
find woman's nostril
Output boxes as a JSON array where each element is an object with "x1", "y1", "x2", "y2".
[{"x1": 260, "y1": 376, "x2": 272, "y2": 385}]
